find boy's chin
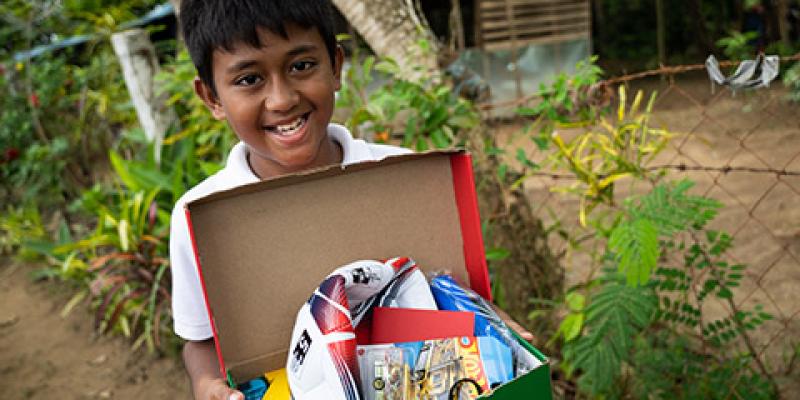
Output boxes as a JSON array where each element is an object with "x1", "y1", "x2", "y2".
[{"x1": 268, "y1": 150, "x2": 326, "y2": 174}]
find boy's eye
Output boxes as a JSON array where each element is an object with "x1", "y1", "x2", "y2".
[
  {"x1": 235, "y1": 74, "x2": 262, "y2": 86},
  {"x1": 290, "y1": 61, "x2": 317, "y2": 73}
]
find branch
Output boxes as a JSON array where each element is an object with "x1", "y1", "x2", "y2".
[{"x1": 687, "y1": 230, "x2": 780, "y2": 396}]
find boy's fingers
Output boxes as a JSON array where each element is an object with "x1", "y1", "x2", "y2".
[
  {"x1": 210, "y1": 382, "x2": 243, "y2": 400},
  {"x1": 489, "y1": 302, "x2": 535, "y2": 343},
  {"x1": 505, "y1": 317, "x2": 535, "y2": 342}
]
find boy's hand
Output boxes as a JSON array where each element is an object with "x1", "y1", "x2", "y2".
[
  {"x1": 490, "y1": 302, "x2": 535, "y2": 343},
  {"x1": 197, "y1": 377, "x2": 244, "y2": 400},
  {"x1": 183, "y1": 339, "x2": 244, "y2": 400}
]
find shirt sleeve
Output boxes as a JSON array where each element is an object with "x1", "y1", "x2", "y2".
[{"x1": 169, "y1": 201, "x2": 214, "y2": 341}]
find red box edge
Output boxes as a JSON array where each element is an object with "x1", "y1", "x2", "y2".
[
  {"x1": 184, "y1": 207, "x2": 228, "y2": 379},
  {"x1": 450, "y1": 153, "x2": 492, "y2": 301}
]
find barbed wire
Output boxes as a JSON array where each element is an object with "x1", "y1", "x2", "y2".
[
  {"x1": 522, "y1": 164, "x2": 800, "y2": 181},
  {"x1": 479, "y1": 53, "x2": 800, "y2": 111}
]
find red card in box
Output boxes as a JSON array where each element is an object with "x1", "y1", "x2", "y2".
[{"x1": 369, "y1": 307, "x2": 475, "y2": 344}]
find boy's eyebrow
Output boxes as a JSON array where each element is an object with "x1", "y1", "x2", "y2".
[
  {"x1": 286, "y1": 43, "x2": 318, "y2": 57},
  {"x1": 226, "y1": 60, "x2": 259, "y2": 74},
  {"x1": 224, "y1": 44, "x2": 319, "y2": 74}
]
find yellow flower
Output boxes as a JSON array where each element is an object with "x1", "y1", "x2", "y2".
[{"x1": 15, "y1": 62, "x2": 24, "y2": 72}]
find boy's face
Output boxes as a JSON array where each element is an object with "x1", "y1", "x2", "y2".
[{"x1": 196, "y1": 24, "x2": 344, "y2": 177}]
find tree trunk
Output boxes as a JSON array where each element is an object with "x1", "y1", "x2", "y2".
[
  {"x1": 775, "y1": 0, "x2": 791, "y2": 45},
  {"x1": 332, "y1": 0, "x2": 440, "y2": 81},
  {"x1": 111, "y1": 29, "x2": 178, "y2": 164}
]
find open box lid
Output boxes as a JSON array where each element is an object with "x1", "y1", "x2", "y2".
[{"x1": 185, "y1": 150, "x2": 491, "y2": 382}]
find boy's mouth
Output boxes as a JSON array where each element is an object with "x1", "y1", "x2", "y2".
[{"x1": 264, "y1": 112, "x2": 310, "y2": 137}]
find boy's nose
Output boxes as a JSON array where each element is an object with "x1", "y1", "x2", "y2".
[{"x1": 263, "y1": 78, "x2": 299, "y2": 112}]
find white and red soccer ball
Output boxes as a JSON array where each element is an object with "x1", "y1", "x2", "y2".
[{"x1": 286, "y1": 257, "x2": 436, "y2": 400}]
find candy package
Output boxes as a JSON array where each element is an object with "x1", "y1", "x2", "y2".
[
  {"x1": 357, "y1": 336, "x2": 501, "y2": 400},
  {"x1": 357, "y1": 344, "x2": 416, "y2": 400}
]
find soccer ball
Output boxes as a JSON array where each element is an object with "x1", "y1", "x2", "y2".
[{"x1": 286, "y1": 257, "x2": 436, "y2": 399}]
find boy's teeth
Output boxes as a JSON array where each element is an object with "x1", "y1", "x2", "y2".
[{"x1": 272, "y1": 115, "x2": 307, "y2": 135}]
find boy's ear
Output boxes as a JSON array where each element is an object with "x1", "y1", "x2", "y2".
[
  {"x1": 193, "y1": 77, "x2": 226, "y2": 120},
  {"x1": 333, "y1": 44, "x2": 345, "y2": 91}
]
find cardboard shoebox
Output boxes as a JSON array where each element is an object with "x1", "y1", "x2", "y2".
[{"x1": 185, "y1": 150, "x2": 553, "y2": 399}]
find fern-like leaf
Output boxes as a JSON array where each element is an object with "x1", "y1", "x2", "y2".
[
  {"x1": 609, "y1": 218, "x2": 659, "y2": 286},
  {"x1": 563, "y1": 279, "x2": 657, "y2": 395},
  {"x1": 632, "y1": 179, "x2": 722, "y2": 235}
]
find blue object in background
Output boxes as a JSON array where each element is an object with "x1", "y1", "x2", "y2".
[{"x1": 237, "y1": 376, "x2": 268, "y2": 400}]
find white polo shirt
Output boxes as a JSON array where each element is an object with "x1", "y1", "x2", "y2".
[{"x1": 170, "y1": 124, "x2": 411, "y2": 340}]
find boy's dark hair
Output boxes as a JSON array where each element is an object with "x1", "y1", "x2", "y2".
[{"x1": 179, "y1": 0, "x2": 338, "y2": 94}]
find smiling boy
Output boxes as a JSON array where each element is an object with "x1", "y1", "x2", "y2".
[
  {"x1": 171, "y1": 1, "x2": 535, "y2": 399},
  {"x1": 170, "y1": 1, "x2": 410, "y2": 399}
]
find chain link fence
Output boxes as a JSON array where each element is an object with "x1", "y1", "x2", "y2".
[{"x1": 505, "y1": 60, "x2": 800, "y2": 394}]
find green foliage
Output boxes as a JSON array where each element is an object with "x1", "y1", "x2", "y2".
[
  {"x1": 629, "y1": 180, "x2": 721, "y2": 235},
  {"x1": 591, "y1": 0, "x2": 742, "y2": 67},
  {"x1": 562, "y1": 275, "x2": 658, "y2": 395},
  {"x1": 0, "y1": 205, "x2": 47, "y2": 260},
  {"x1": 609, "y1": 218, "x2": 658, "y2": 286},
  {"x1": 40, "y1": 48, "x2": 236, "y2": 352},
  {"x1": 784, "y1": 61, "x2": 800, "y2": 103},
  {"x1": 1, "y1": 42, "x2": 136, "y2": 207},
  {"x1": 517, "y1": 56, "x2": 604, "y2": 127},
  {"x1": 629, "y1": 333, "x2": 774, "y2": 399},
  {"x1": 528, "y1": 66, "x2": 777, "y2": 395},
  {"x1": 543, "y1": 86, "x2": 671, "y2": 224},
  {"x1": 717, "y1": 31, "x2": 758, "y2": 61},
  {"x1": 156, "y1": 49, "x2": 234, "y2": 164},
  {"x1": 611, "y1": 180, "x2": 722, "y2": 285},
  {"x1": 69, "y1": 184, "x2": 172, "y2": 353},
  {"x1": 335, "y1": 41, "x2": 479, "y2": 151},
  {"x1": 558, "y1": 181, "x2": 775, "y2": 397}
]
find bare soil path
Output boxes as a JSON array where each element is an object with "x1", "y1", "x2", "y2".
[{"x1": 0, "y1": 259, "x2": 191, "y2": 400}]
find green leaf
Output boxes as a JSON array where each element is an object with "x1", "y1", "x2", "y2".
[
  {"x1": 561, "y1": 313, "x2": 585, "y2": 342},
  {"x1": 532, "y1": 134, "x2": 550, "y2": 150},
  {"x1": 485, "y1": 247, "x2": 510, "y2": 261},
  {"x1": 609, "y1": 218, "x2": 659, "y2": 286},
  {"x1": 566, "y1": 292, "x2": 586, "y2": 312},
  {"x1": 109, "y1": 150, "x2": 140, "y2": 191},
  {"x1": 563, "y1": 279, "x2": 657, "y2": 395},
  {"x1": 430, "y1": 128, "x2": 450, "y2": 149},
  {"x1": 516, "y1": 148, "x2": 539, "y2": 169}
]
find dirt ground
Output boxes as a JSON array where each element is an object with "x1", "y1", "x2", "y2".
[
  {"x1": 0, "y1": 72, "x2": 797, "y2": 398},
  {"x1": 0, "y1": 259, "x2": 191, "y2": 400}
]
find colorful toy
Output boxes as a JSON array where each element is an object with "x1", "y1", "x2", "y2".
[
  {"x1": 237, "y1": 376, "x2": 268, "y2": 400},
  {"x1": 264, "y1": 369, "x2": 291, "y2": 400},
  {"x1": 429, "y1": 274, "x2": 542, "y2": 378},
  {"x1": 286, "y1": 257, "x2": 436, "y2": 400}
]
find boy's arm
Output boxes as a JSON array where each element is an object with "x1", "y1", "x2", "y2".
[{"x1": 183, "y1": 339, "x2": 244, "y2": 400}]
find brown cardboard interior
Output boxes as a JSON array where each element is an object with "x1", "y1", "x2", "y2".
[{"x1": 187, "y1": 152, "x2": 472, "y2": 382}]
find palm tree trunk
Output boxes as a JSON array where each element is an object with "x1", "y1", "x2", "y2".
[{"x1": 332, "y1": 0, "x2": 440, "y2": 81}]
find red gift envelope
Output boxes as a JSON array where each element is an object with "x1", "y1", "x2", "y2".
[{"x1": 369, "y1": 307, "x2": 475, "y2": 344}]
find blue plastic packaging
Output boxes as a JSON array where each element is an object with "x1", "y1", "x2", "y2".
[
  {"x1": 429, "y1": 274, "x2": 508, "y2": 344},
  {"x1": 237, "y1": 376, "x2": 268, "y2": 400},
  {"x1": 477, "y1": 336, "x2": 514, "y2": 386}
]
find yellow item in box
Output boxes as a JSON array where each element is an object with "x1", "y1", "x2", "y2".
[{"x1": 264, "y1": 369, "x2": 290, "y2": 400}]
